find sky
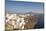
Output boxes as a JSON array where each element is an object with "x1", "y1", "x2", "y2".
[{"x1": 5, "y1": 0, "x2": 44, "y2": 14}]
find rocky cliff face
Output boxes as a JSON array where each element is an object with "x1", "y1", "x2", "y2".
[
  {"x1": 24, "y1": 16, "x2": 37, "y2": 29},
  {"x1": 5, "y1": 13, "x2": 37, "y2": 30}
]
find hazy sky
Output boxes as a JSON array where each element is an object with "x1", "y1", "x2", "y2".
[{"x1": 5, "y1": 0, "x2": 44, "y2": 14}]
